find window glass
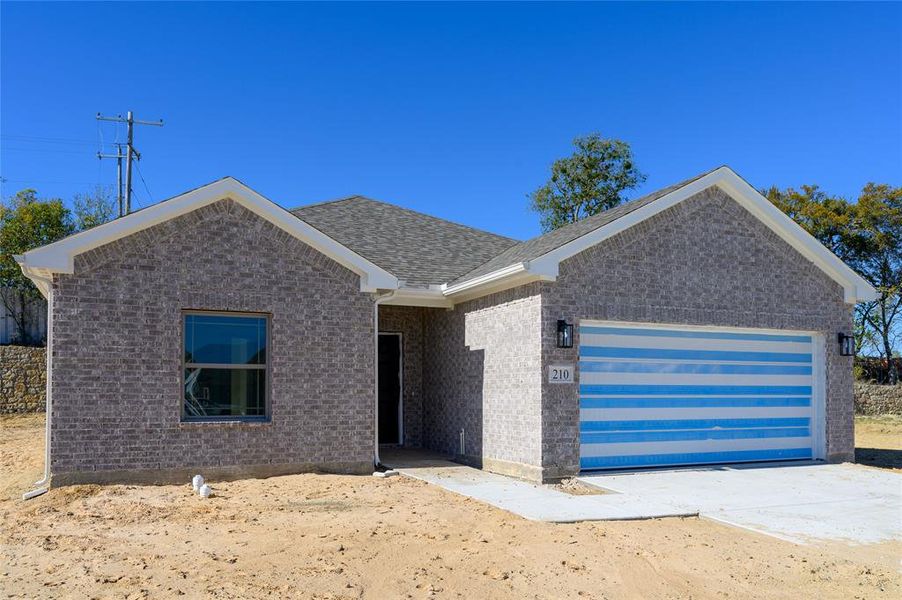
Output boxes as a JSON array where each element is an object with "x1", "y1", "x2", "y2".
[
  {"x1": 183, "y1": 312, "x2": 268, "y2": 421},
  {"x1": 184, "y1": 314, "x2": 266, "y2": 365},
  {"x1": 184, "y1": 368, "x2": 266, "y2": 418}
]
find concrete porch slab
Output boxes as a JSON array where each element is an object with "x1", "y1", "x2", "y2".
[
  {"x1": 381, "y1": 449, "x2": 695, "y2": 523},
  {"x1": 578, "y1": 462, "x2": 902, "y2": 544}
]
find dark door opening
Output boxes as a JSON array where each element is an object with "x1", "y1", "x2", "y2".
[{"x1": 378, "y1": 333, "x2": 402, "y2": 445}]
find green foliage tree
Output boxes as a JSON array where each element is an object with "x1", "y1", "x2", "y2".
[
  {"x1": 1, "y1": 185, "x2": 118, "y2": 345},
  {"x1": 0, "y1": 190, "x2": 75, "y2": 344},
  {"x1": 762, "y1": 185, "x2": 855, "y2": 258},
  {"x1": 73, "y1": 185, "x2": 116, "y2": 230},
  {"x1": 529, "y1": 133, "x2": 646, "y2": 232},
  {"x1": 848, "y1": 183, "x2": 902, "y2": 383},
  {"x1": 766, "y1": 183, "x2": 902, "y2": 383}
]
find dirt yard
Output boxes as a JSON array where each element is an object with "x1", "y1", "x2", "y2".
[
  {"x1": 856, "y1": 414, "x2": 902, "y2": 470},
  {"x1": 1, "y1": 414, "x2": 900, "y2": 599}
]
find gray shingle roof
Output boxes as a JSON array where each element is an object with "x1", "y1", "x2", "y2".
[
  {"x1": 291, "y1": 196, "x2": 519, "y2": 286},
  {"x1": 448, "y1": 168, "x2": 720, "y2": 285},
  {"x1": 291, "y1": 168, "x2": 718, "y2": 287}
]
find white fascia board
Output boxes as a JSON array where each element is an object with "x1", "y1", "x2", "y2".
[
  {"x1": 15, "y1": 177, "x2": 399, "y2": 294},
  {"x1": 714, "y1": 170, "x2": 878, "y2": 304},
  {"x1": 528, "y1": 166, "x2": 877, "y2": 305},
  {"x1": 441, "y1": 262, "x2": 530, "y2": 296},
  {"x1": 382, "y1": 287, "x2": 454, "y2": 308},
  {"x1": 440, "y1": 262, "x2": 554, "y2": 303}
]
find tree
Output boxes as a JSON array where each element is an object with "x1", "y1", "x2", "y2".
[
  {"x1": 762, "y1": 185, "x2": 855, "y2": 258},
  {"x1": 0, "y1": 190, "x2": 75, "y2": 344},
  {"x1": 73, "y1": 185, "x2": 116, "y2": 230},
  {"x1": 529, "y1": 133, "x2": 646, "y2": 232},
  {"x1": 765, "y1": 182, "x2": 902, "y2": 383},
  {"x1": 847, "y1": 183, "x2": 902, "y2": 383}
]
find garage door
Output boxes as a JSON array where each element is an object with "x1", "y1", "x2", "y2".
[{"x1": 579, "y1": 322, "x2": 819, "y2": 471}]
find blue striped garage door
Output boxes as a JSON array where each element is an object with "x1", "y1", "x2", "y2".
[{"x1": 579, "y1": 322, "x2": 818, "y2": 471}]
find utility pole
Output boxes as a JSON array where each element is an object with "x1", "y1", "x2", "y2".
[
  {"x1": 96, "y1": 111, "x2": 163, "y2": 215},
  {"x1": 97, "y1": 143, "x2": 126, "y2": 217}
]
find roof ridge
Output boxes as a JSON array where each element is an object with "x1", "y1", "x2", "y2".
[
  {"x1": 294, "y1": 194, "x2": 521, "y2": 244},
  {"x1": 286, "y1": 195, "x2": 364, "y2": 212}
]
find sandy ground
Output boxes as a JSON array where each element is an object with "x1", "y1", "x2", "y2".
[
  {"x1": 1, "y1": 414, "x2": 900, "y2": 599},
  {"x1": 856, "y1": 415, "x2": 902, "y2": 470}
]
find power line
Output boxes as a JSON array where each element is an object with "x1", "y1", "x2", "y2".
[
  {"x1": 134, "y1": 160, "x2": 154, "y2": 205},
  {"x1": 0, "y1": 178, "x2": 100, "y2": 185},
  {"x1": 2, "y1": 146, "x2": 95, "y2": 156},
  {"x1": 1, "y1": 134, "x2": 99, "y2": 145}
]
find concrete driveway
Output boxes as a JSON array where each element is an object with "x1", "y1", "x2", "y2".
[{"x1": 579, "y1": 462, "x2": 901, "y2": 544}]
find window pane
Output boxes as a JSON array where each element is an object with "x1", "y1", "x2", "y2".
[
  {"x1": 184, "y1": 314, "x2": 266, "y2": 365},
  {"x1": 184, "y1": 368, "x2": 266, "y2": 418}
]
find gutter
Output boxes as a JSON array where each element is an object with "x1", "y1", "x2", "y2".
[
  {"x1": 22, "y1": 274, "x2": 53, "y2": 500},
  {"x1": 441, "y1": 262, "x2": 529, "y2": 296},
  {"x1": 372, "y1": 290, "x2": 396, "y2": 470},
  {"x1": 440, "y1": 261, "x2": 556, "y2": 302}
]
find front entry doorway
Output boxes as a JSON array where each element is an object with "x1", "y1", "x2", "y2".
[{"x1": 378, "y1": 333, "x2": 402, "y2": 445}]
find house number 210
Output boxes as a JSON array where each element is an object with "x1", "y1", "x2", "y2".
[{"x1": 548, "y1": 365, "x2": 574, "y2": 384}]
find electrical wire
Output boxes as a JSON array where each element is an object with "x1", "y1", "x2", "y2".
[
  {"x1": 1, "y1": 134, "x2": 99, "y2": 146},
  {"x1": 134, "y1": 160, "x2": 153, "y2": 207},
  {"x1": 1, "y1": 178, "x2": 99, "y2": 185},
  {"x1": 1, "y1": 146, "x2": 90, "y2": 156}
]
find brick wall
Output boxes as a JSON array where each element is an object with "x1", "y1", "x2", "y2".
[
  {"x1": 541, "y1": 186, "x2": 854, "y2": 477},
  {"x1": 49, "y1": 199, "x2": 376, "y2": 485},
  {"x1": 0, "y1": 345, "x2": 46, "y2": 413},
  {"x1": 423, "y1": 285, "x2": 544, "y2": 479}
]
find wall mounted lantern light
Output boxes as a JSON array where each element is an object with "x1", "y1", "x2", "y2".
[
  {"x1": 557, "y1": 319, "x2": 574, "y2": 349},
  {"x1": 838, "y1": 333, "x2": 855, "y2": 357}
]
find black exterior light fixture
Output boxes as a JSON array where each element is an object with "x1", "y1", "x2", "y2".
[
  {"x1": 557, "y1": 319, "x2": 574, "y2": 348},
  {"x1": 838, "y1": 333, "x2": 855, "y2": 357}
]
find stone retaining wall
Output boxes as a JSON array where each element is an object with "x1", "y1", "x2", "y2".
[
  {"x1": 854, "y1": 383, "x2": 902, "y2": 416},
  {"x1": 0, "y1": 345, "x2": 46, "y2": 413}
]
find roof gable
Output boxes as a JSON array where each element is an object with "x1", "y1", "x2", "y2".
[
  {"x1": 449, "y1": 169, "x2": 715, "y2": 286},
  {"x1": 444, "y1": 167, "x2": 877, "y2": 304},
  {"x1": 16, "y1": 168, "x2": 876, "y2": 306},
  {"x1": 16, "y1": 178, "x2": 398, "y2": 296}
]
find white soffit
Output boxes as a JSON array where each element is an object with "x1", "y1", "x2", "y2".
[{"x1": 15, "y1": 177, "x2": 399, "y2": 297}]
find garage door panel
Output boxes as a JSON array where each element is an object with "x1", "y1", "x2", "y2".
[
  {"x1": 580, "y1": 345, "x2": 812, "y2": 363},
  {"x1": 580, "y1": 397, "x2": 811, "y2": 409},
  {"x1": 579, "y1": 325, "x2": 812, "y2": 344},
  {"x1": 580, "y1": 417, "x2": 811, "y2": 431},
  {"x1": 580, "y1": 384, "x2": 812, "y2": 396},
  {"x1": 580, "y1": 405, "x2": 813, "y2": 421},
  {"x1": 578, "y1": 321, "x2": 818, "y2": 471},
  {"x1": 579, "y1": 435, "x2": 815, "y2": 457},
  {"x1": 579, "y1": 333, "x2": 813, "y2": 355},
  {"x1": 579, "y1": 361, "x2": 813, "y2": 376},
  {"x1": 580, "y1": 448, "x2": 814, "y2": 470},
  {"x1": 579, "y1": 372, "x2": 813, "y2": 387},
  {"x1": 581, "y1": 427, "x2": 811, "y2": 445}
]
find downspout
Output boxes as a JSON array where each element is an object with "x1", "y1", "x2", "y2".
[
  {"x1": 372, "y1": 290, "x2": 396, "y2": 469},
  {"x1": 23, "y1": 275, "x2": 53, "y2": 500}
]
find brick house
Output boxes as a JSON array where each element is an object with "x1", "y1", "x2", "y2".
[{"x1": 15, "y1": 166, "x2": 876, "y2": 487}]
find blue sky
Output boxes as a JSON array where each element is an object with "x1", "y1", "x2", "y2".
[{"x1": 1, "y1": 1, "x2": 900, "y2": 240}]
